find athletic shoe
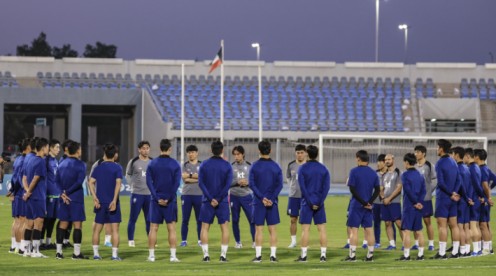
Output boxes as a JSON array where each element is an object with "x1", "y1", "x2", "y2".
[
  {"x1": 411, "y1": 245, "x2": 419, "y2": 250},
  {"x1": 202, "y1": 256, "x2": 210, "y2": 262},
  {"x1": 462, "y1": 253, "x2": 471, "y2": 258},
  {"x1": 320, "y1": 256, "x2": 327, "y2": 262},
  {"x1": 364, "y1": 256, "x2": 374, "y2": 262},
  {"x1": 111, "y1": 256, "x2": 122, "y2": 261},
  {"x1": 234, "y1": 242, "x2": 243, "y2": 249},
  {"x1": 294, "y1": 256, "x2": 307, "y2": 262},
  {"x1": 362, "y1": 244, "x2": 368, "y2": 249},
  {"x1": 490, "y1": 249, "x2": 494, "y2": 255},
  {"x1": 46, "y1": 243, "x2": 56, "y2": 250},
  {"x1": 343, "y1": 256, "x2": 356, "y2": 262},
  {"x1": 55, "y1": 252, "x2": 64, "y2": 259},
  {"x1": 470, "y1": 251, "x2": 478, "y2": 257},
  {"x1": 416, "y1": 255, "x2": 425, "y2": 261},
  {"x1": 31, "y1": 252, "x2": 48, "y2": 258},
  {"x1": 482, "y1": 249, "x2": 490, "y2": 256},
  {"x1": 63, "y1": 242, "x2": 73, "y2": 248},
  {"x1": 396, "y1": 255, "x2": 410, "y2": 261},
  {"x1": 288, "y1": 242, "x2": 297, "y2": 248},
  {"x1": 18, "y1": 249, "x2": 25, "y2": 256},
  {"x1": 22, "y1": 250, "x2": 31, "y2": 257},
  {"x1": 128, "y1": 240, "x2": 135, "y2": 247},
  {"x1": 385, "y1": 245, "x2": 396, "y2": 250},
  {"x1": 446, "y1": 246, "x2": 453, "y2": 252},
  {"x1": 448, "y1": 253, "x2": 460, "y2": 259},
  {"x1": 180, "y1": 241, "x2": 187, "y2": 247},
  {"x1": 147, "y1": 256, "x2": 155, "y2": 262},
  {"x1": 8, "y1": 247, "x2": 16, "y2": 253},
  {"x1": 428, "y1": 245, "x2": 435, "y2": 251},
  {"x1": 72, "y1": 253, "x2": 88, "y2": 260},
  {"x1": 374, "y1": 243, "x2": 381, "y2": 249},
  {"x1": 219, "y1": 256, "x2": 227, "y2": 263},
  {"x1": 429, "y1": 253, "x2": 447, "y2": 260},
  {"x1": 251, "y1": 256, "x2": 262, "y2": 263},
  {"x1": 93, "y1": 255, "x2": 102, "y2": 260},
  {"x1": 477, "y1": 250, "x2": 483, "y2": 256},
  {"x1": 39, "y1": 244, "x2": 47, "y2": 250},
  {"x1": 104, "y1": 241, "x2": 112, "y2": 247},
  {"x1": 270, "y1": 256, "x2": 278, "y2": 263},
  {"x1": 170, "y1": 257, "x2": 181, "y2": 263},
  {"x1": 342, "y1": 243, "x2": 350, "y2": 249}
]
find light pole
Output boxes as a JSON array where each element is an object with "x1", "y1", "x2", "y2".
[
  {"x1": 375, "y1": 0, "x2": 380, "y2": 62},
  {"x1": 252, "y1": 42, "x2": 262, "y2": 142},
  {"x1": 398, "y1": 24, "x2": 409, "y2": 63}
]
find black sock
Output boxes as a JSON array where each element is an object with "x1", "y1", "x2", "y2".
[
  {"x1": 65, "y1": 222, "x2": 72, "y2": 240},
  {"x1": 40, "y1": 222, "x2": 47, "y2": 242},
  {"x1": 56, "y1": 228, "x2": 65, "y2": 244},
  {"x1": 73, "y1": 229, "x2": 82, "y2": 244},
  {"x1": 24, "y1": 229, "x2": 32, "y2": 242},
  {"x1": 45, "y1": 218, "x2": 56, "y2": 241},
  {"x1": 32, "y1": 229, "x2": 41, "y2": 241}
]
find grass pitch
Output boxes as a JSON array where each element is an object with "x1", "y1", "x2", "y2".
[{"x1": 0, "y1": 195, "x2": 495, "y2": 275}]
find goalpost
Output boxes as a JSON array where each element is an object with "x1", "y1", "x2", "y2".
[{"x1": 318, "y1": 133, "x2": 488, "y2": 184}]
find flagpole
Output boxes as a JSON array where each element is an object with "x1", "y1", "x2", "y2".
[
  {"x1": 220, "y1": 39, "x2": 224, "y2": 143},
  {"x1": 180, "y1": 63, "x2": 185, "y2": 165}
]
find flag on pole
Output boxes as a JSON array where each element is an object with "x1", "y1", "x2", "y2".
[{"x1": 208, "y1": 47, "x2": 223, "y2": 73}]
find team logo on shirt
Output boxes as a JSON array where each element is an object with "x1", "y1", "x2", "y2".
[
  {"x1": 237, "y1": 172, "x2": 245, "y2": 179},
  {"x1": 142, "y1": 171, "x2": 146, "y2": 177}
]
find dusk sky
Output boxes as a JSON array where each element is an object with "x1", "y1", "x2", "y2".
[{"x1": 1, "y1": 0, "x2": 495, "y2": 64}]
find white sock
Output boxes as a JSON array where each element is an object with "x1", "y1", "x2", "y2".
[
  {"x1": 202, "y1": 244, "x2": 209, "y2": 257},
  {"x1": 404, "y1": 248, "x2": 410, "y2": 258},
  {"x1": 11, "y1": 237, "x2": 16, "y2": 248},
  {"x1": 221, "y1": 244, "x2": 228, "y2": 258},
  {"x1": 489, "y1": 241, "x2": 493, "y2": 250},
  {"x1": 16, "y1": 242, "x2": 21, "y2": 250},
  {"x1": 63, "y1": 238, "x2": 69, "y2": 244},
  {"x1": 255, "y1": 246, "x2": 262, "y2": 257},
  {"x1": 347, "y1": 239, "x2": 350, "y2": 244},
  {"x1": 74, "y1": 244, "x2": 81, "y2": 256},
  {"x1": 46, "y1": 237, "x2": 52, "y2": 245},
  {"x1": 93, "y1": 245, "x2": 99, "y2": 256},
  {"x1": 418, "y1": 247, "x2": 424, "y2": 257},
  {"x1": 452, "y1": 241, "x2": 460, "y2": 255},
  {"x1": 473, "y1": 241, "x2": 479, "y2": 252},
  {"x1": 483, "y1": 241, "x2": 489, "y2": 250},
  {"x1": 112, "y1": 247, "x2": 118, "y2": 258},
  {"x1": 170, "y1": 248, "x2": 176, "y2": 258},
  {"x1": 460, "y1": 245, "x2": 466, "y2": 255},
  {"x1": 291, "y1": 235, "x2": 297, "y2": 244},
  {"x1": 414, "y1": 240, "x2": 419, "y2": 246},
  {"x1": 465, "y1": 244, "x2": 470, "y2": 253},
  {"x1": 389, "y1": 240, "x2": 396, "y2": 247},
  {"x1": 270, "y1": 246, "x2": 277, "y2": 257},
  {"x1": 301, "y1": 247, "x2": 308, "y2": 258},
  {"x1": 429, "y1": 240, "x2": 434, "y2": 247},
  {"x1": 367, "y1": 245, "x2": 374, "y2": 258},
  {"x1": 56, "y1": 243, "x2": 63, "y2": 254},
  {"x1": 105, "y1": 235, "x2": 111, "y2": 243},
  {"x1": 149, "y1": 249, "x2": 155, "y2": 258},
  {"x1": 320, "y1": 247, "x2": 326, "y2": 257},
  {"x1": 350, "y1": 245, "x2": 357, "y2": 257},
  {"x1": 439, "y1": 241, "x2": 447, "y2": 255},
  {"x1": 362, "y1": 240, "x2": 367, "y2": 246},
  {"x1": 33, "y1": 240, "x2": 40, "y2": 253}
]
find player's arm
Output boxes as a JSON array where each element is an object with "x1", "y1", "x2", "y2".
[
  {"x1": 368, "y1": 176, "x2": 381, "y2": 205},
  {"x1": 169, "y1": 165, "x2": 182, "y2": 202},
  {"x1": 489, "y1": 169, "x2": 496, "y2": 189},
  {"x1": 349, "y1": 186, "x2": 367, "y2": 206},
  {"x1": 319, "y1": 169, "x2": 331, "y2": 206},
  {"x1": 215, "y1": 165, "x2": 232, "y2": 203},
  {"x1": 249, "y1": 166, "x2": 263, "y2": 200},
  {"x1": 298, "y1": 169, "x2": 312, "y2": 206},
  {"x1": 419, "y1": 177, "x2": 427, "y2": 203},
  {"x1": 109, "y1": 177, "x2": 121, "y2": 211},
  {"x1": 481, "y1": 173, "x2": 491, "y2": 204},
  {"x1": 198, "y1": 166, "x2": 213, "y2": 202},
  {"x1": 230, "y1": 166, "x2": 239, "y2": 188},
  {"x1": 271, "y1": 167, "x2": 284, "y2": 203},
  {"x1": 88, "y1": 177, "x2": 100, "y2": 208},
  {"x1": 435, "y1": 165, "x2": 452, "y2": 196},
  {"x1": 402, "y1": 176, "x2": 417, "y2": 205},
  {"x1": 23, "y1": 175, "x2": 41, "y2": 200},
  {"x1": 470, "y1": 167, "x2": 485, "y2": 198},
  {"x1": 66, "y1": 164, "x2": 86, "y2": 196},
  {"x1": 125, "y1": 159, "x2": 133, "y2": 189},
  {"x1": 145, "y1": 166, "x2": 159, "y2": 201}
]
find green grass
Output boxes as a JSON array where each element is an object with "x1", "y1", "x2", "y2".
[{"x1": 0, "y1": 195, "x2": 495, "y2": 275}]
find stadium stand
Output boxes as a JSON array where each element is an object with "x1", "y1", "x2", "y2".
[
  {"x1": 37, "y1": 71, "x2": 136, "y2": 89},
  {"x1": 0, "y1": 71, "x2": 19, "y2": 87},
  {"x1": 460, "y1": 78, "x2": 496, "y2": 100}
]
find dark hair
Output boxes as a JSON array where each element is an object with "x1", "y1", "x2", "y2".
[
  {"x1": 49, "y1": 139, "x2": 60, "y2": 149},
  {"x1": 19, "y1": 138, "x2": 31, "y2": 152},
  {"x1": 451, "y1": 146, "x2": 465, "y2": 159},
  {"x1": 211, "y1": 140, "x2": 224, "y2": 156},
  {"x1": 295, "y1": 144, "x2": 306, "y2": 152},
  {"x1": 437, "y1": 139, "x2": 452, "y2": 153},
  {"x1": 232, "y1": 145, "x2": 245, "y2": 155},
  {"x1": 30, "y1": 137, "x2": 39, "y2": 151},
  {"x1": 186, "y1": 144, "x2": 198, "y2": 152},
  {"x1": 67, "y1": 141, "x2": 81, "y2": 155},
  {"x1": 403, "y1": 153, "x2": 416, "y2": 166},
  {"x1": 464, "y1": 147, "x2": 474, "y2": 158},
  {"x1": 35, "y1": 138, "x2": 49, "y2": 151},
  {"x1": 160, "y1": 139, "x2": 172, "y2": 152},
  {"x1": 138, "y1": 140, "x2": 150, "y2": 149},
  {"x1": 103, "y1": 143, "x2": 118, "y2": 159},
  {"x1": 474, "y1": 149, "x2": 487, "y2": 161},
  {"x1": 377, "y1": 154, "x2": 386, "y2": 162},
  {"x1": 414, "y1": 145, "x2": 427, "y2": 154},
  {"x1": 258, "y1": 140, "x2": 271, "y2": 155},
  {"x1": 306, "y1": 145, "x2": 318, "y2": 159},
  {"x1": 356, "y1": 150, "x2": 369, "y2": 162},
  {"x1": 62, "y1": 139, "x2": 73, "y2": 150}
]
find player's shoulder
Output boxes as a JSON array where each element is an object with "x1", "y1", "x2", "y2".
[{"x1": 287, "y1": 160, "x2": 296, "y2": 168}]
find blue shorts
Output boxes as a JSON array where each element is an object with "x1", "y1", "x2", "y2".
[
  {"x1": 57, "y1": 200, "x2": 86, "y2": 222},
  {"x1": 299, "y1": 204, "x2": 326, "y2": 225},
  {"x1": 94, "y1": 202, "x2": 122, "y2": 224},
  {"x1": 253, "y1": 200, "x2": 280, "y2": 226},
  {"x1": 199, "y1": 201, "x2": 230, "y2": 224},
  {"x1": 401, "y1": 209, "x2": 423, "y2": 231},
  {"x1": 435, "y1": 199, "x2": 457, "y2": 218},
  {"x1": 422, "y1": 200, "x2": 433, "y2": 217},
  {"x1": 45, "y1": 197, "x2": 58, "y2": 219},
  {"x1": 287, "y1": 197, "x2": 301, "y2": 217},
  {"x1": 457, "y1": 201, "x2": 470, "y2": 224},
  {"x1": 14, "y1": 196, "x2": 27, "y2": 217},
  {"x1": 150, "y1": 200, "x2": 178, "y2": 224},
  {"x1": 470, "y1": 201, "x2": 481, "y2": 222},
  {"x1": 230, "y1": 194, "x2": 253, "y2": 222},
  {"x1": 347, "y1": 207, "x2": 373, "y2": 228},
  {"x1": 27, "y1": 198, "x2": 46, "y2": 220},
  {"x1": 480, "y1": 204, "x2": 491, "y2": 223},
  {"x1": 381, "y1": 203, "x2": 402, "y2": 221}
]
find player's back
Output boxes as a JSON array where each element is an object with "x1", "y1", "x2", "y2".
[
  {"x1": 57, "y1": 157, "x2": 86, "y2": 203},
  {"x1": 249, "y1": 158, "x2": 283, "y2": 201},
  {"x1": 199, "y1": 156, "x2": 232, "y2": 196},
  {"x1": 401, "y1": 169, "x2": 425, "y2": 210},
  {"x1": 24, "y1": 156, "x2": 47, "y2": 200},
  {"x1": 435, "y1": 156, "x2": 458, "y2": 200},
  {"x1": 458, "y1": 163, "x2": 472, "y2": 199},
  {"x1": 92, "y1": 161, "x2": 122, "y2": 204},
  {"x1": 348, "y1": 166, "x2": 379, "y2": 208}
]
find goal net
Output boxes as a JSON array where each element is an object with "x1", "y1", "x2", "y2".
[{"x1": 318, "y1": 134, "x2": 488, "y2": 184}]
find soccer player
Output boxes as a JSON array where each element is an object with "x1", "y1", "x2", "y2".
[
  {"x1": 249, "y1": 140, "x2": 283, "y2": 263},
  {"x1": 344, "y1": 150, "x2": 380, "y2": 262},
  {"x1": 180, "y1": 144, "x2": 202, "y2": 247},
  {"x1": 397, "y1": 153, "x2": 426, "y2": 261},
  {"x1": 146, "y1": 139, "x2": 181, "y2": 262},
  {"x1": 474, "y1": 149, "x2": 493, "y2": 255},
  {"x1": 413, "y1": 145, "x2": 437, "y2": 251},
  {"x1": 126, "y1": 140, "x2": 152, "y2": 247},
  {"x1": 89, "y1": 143, "x2": 123, "y2": 261},
  {"x1": 198, "y1": 141, "x2": 232, "y2": 262},
  {"x1": 18, "y1": 137, "x2": 37, "y2": 255},
  {"x1": 58, "y1": 139, "x2": 74, "y2": 248},
  {"x1": 464, "y1": 148, "x2": 483, "y2": 256},
  {"x1": 451, "y1": 147, "x2": 473, "y2": 257},
  {"x1": 22, "y1": 137, "x2": 49, "y2": 258},
  {"x1": 294, "y1": 145, "x2": 330, "y2": 262},
  {"x1": 382, "y1": 154, "x2": 403, "y2": 250},
  {"x1": 286, "y1": 144, "x2": 307, "y2": 248},
  {"x1": 41, "y1": 139, "x2": 60, "y2": 250},
  {"x1": 373, "y1": 154, "x2": 387, "y2": 249},
  {"x1": 431, "y1": 139, "x2": 461, "y2": 259},
  {"x1": 230, "y1": 145, "x2": 255, "y2": 249},
  {"x1": 55, "y1": 140, "x2": 87, "y2": 259}
]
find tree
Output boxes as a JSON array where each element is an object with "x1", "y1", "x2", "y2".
[
  {"x1": 16, "y1": 32, "x2": 52, "y2": 57},
  {"x1": 52, "y1": 44, "x2": 78, "y2": 59},
  {"x1": 83, "y1": 42, "x2": 117, "y2": 58}
]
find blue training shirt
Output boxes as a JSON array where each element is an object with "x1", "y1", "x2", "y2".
[
  {"x1": 298, "y1": 160, "x2": 330, "y2": 207},
  {"x1": 46, "y1": 155, "x2": 60, "y2": 196},
  {"x1": 401, "y1": 168, "x2": 426, "y2": 212},
  {"x1": 198, "y1": 156, "x2": 232, "y2": 203},
  {"x1": 457, "y1": 162, "x2": 472, "y2": 204},
  {"x1": 11, "y1": 154, "x2": 25, "y2": 195},
  {"x1": 468, "y1": 162, "x2": 484, "y2": 200},
  {"x1": 146, "y1": 155, "x2": 181, "y2": 202},
  {"x1": 249, "y1": 158, "x2": 283, "y2": 204},
  {"x1": 435, "y1": 155, "x2": 460, "y2": 202},
  {"x1": 56, "y1": 157, "x2": 87, "y2": 203},
  {"x1": 24, "y1": 156, "x2": 47, "y2": 200},
  {"x1": 90, "y1": 161, "x2": 123, "y2": 204},
  {"x1": 347, "y1": 165, "x2": 379, "y2": 209}
]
